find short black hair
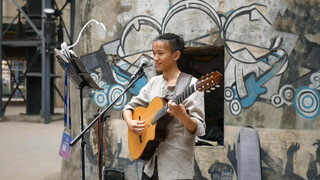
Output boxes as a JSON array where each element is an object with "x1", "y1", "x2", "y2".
[{"x1": 154, "y1": 33, "x2": 185, "y2": 58}]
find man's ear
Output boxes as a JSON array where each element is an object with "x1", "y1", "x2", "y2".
[{"x1": 173, "y1": 51, "x2": 181, "y2": 61}]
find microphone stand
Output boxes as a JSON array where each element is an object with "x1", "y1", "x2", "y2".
[{"x1": 69, "y1": 69, "x2": 145, "y2": 179}]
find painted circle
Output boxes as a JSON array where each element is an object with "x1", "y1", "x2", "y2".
[
  {"x1": 294, "y1": 87, "x2": 320, "y2": 119},
  {"x1": 282, "y1": 86, "x2": 295, "y2": 102},
  {"x1": 274, "y1": 96, "x2": 281, "y2": 104},
  {"x1": 93, "y1": 91, "x2": 108, "y2": 108},
  {"x1": 310, "y1": 72, "x2": 320, "y2": 89},
  {"x1": 224, "y1": 87, "x2": 234, "y2": 101},
  {"x1": 300, "y1": 94, "x2": 315, "y2": 110},
  {"x1": 284, "y1": 89, "x2": 293, "y2": 100},
  {"x1": 230, "y1": 99, "x2": 241, "y2": 116},
  {"x1": 271, "y1": 94, "x2": 283, "y2": 107},
  {"x1": 107, "y1": 84, "x2": 128, "y2": 110},
  {"x1": 102, "y1": 84, "x2": 110, "y2": 94},
  {"x1": 311, "y1": 72, "x2": 320, "y2": 83}
]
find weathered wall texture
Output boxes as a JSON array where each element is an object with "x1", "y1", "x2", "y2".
[{"x1": 62, "y1": 0, "x2": 320, "y2": 179}]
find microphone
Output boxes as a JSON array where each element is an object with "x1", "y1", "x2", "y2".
[{"x1": 129, "y1": 58, "x2": 149, "y2": 82}]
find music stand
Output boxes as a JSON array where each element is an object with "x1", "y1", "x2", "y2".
[
  {"x1": 54, "y1": 48, "x2": 101, "y2": 180},
  {"x1": 55, "y1": 48, "x2": 146, "y2": 179}
]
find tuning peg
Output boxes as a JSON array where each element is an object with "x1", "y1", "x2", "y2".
[
  {"x1": 205, "y1": 90, "x2": 211, "y2": 93},
  {"x1": 215, "y1": 85, "x2": 220, "y2": 88},
  {"x1": 210, "y1": 87, "x2": 215, "y2": 91}
]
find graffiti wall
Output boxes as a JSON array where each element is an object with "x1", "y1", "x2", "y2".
[{"x1": 61, "y1": 0, "x2": 320, "y2": 179}]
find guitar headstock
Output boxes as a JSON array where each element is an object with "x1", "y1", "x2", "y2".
[{"x1": 196, "y1": 71, "x2": 223, "y2": 92}]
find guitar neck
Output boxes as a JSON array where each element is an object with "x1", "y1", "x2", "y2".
[
  {"x1": 152, "y1": 84, "x2": 196, "y2": 124},
  {"x1": 174, "y1": 84, "x2": 196, "y2": 104}
]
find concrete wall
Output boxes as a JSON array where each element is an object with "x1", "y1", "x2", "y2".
[{"x1": 62, "y1": 0, "x2": 320, "y2": 179}]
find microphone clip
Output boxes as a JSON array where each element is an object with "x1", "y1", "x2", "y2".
[
  {"x1": 128, "y1": 66, "x2": 145, "y2": 83},
  {"x1": 128, "y1": 58, "x2": 149, "y2": 83}
]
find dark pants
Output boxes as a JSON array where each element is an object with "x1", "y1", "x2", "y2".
[{"x1": 142, "y1": 157, "x2": 158, "y2": 180}]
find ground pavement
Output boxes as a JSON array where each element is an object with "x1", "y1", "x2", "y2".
[{"x1": 0, "y1": 105, "x2": 64, "y2": 180}]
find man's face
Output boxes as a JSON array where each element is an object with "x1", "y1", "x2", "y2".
[{"x1": 152, "y1": 40, "x2": 179, "y2": 72}]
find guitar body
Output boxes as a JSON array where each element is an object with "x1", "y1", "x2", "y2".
[{"x1": 128, "y1": 97, "x2": 172, "y2": 160}]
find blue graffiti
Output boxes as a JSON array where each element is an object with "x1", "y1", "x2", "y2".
[
  {"x1": 233, "y1": 52, "x2": 288, "y2": 108},
  {"x1": 294, "y1": 86, "x2": 320, "y2": 119},
  {"x1": 107, "y1": 84, "x2": 128, "y2": 110},
  {"x1": 112, "y1": 64, "x2": 147, "y2": 96}
]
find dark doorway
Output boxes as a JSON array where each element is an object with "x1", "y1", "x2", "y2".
[{"x1": 179, "y1": 46, "x2": 224, "y2": 146}]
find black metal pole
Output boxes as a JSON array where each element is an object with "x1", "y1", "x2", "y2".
[
  {"x1": 70, "y1": 0, "x2": 75, "y2": 44},
  {"x1": 80, "y1": 87, "x2": 85, "y2": 180},
  {"x1": 41, "y1": 0, "x2": 53, "y2": 123},
  {"x1": 98, "y1": 112, "x2": 103, "y2": 179},
  {"x1": 0, "y1": 0, "x2": 3, "y2": 117}
]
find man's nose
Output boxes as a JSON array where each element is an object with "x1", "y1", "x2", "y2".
[{"x1": 154, "y1": 54, "x2": 159, "y2": 60}]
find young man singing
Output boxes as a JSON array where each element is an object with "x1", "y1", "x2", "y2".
[{"x1": 123, "y1": 33, "x2": 205, "y2": 180}]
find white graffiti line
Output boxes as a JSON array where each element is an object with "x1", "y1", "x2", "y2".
[
  {"x1": 90, "y1": 72, "x2": 108, "y2": 93},
  {"x1": 120, "y1": 16, "x2": 161, "y2": 55},
  {"x1": 90, "y1": 73, "x2": 100, "y2": 84},
  {"x1": 222, "y1": 3, "x2": 270, "y2": 39},
  {"x1": 161, "y1": 0, "x2": 222, "y2": 33}
]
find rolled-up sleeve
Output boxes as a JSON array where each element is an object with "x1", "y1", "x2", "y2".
[
  {"x1": 183, "y1": 85, "x2": 206, "y2": 137},
  {"x1": 122, "y1": 83, "x2": 150, "y2": 112}
]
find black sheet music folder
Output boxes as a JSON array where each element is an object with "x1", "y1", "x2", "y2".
[{"x1": 54, "y1": 48, "x2": 102, "y2": 90}]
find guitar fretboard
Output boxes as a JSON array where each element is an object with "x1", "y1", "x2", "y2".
[{"x1": 152, "y1": 84, "x2": 196, "y2": 124}]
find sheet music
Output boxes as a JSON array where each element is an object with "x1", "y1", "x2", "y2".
[{"x1": 54, "y1": 48, "x2": 101, "y2": 90}]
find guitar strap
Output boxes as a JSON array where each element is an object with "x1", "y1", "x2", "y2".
[{"x1": 174, "y1": 72, "x2": 193, "y2": 98}]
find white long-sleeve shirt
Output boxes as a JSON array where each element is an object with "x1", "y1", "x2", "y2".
[{"x1": 123, "y1": 73, "x2": 206, "y2": 180}]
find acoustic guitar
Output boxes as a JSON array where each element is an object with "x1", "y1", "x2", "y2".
[{"x1": 128, "y1": 71, "x2": 223, "y2": 160}]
